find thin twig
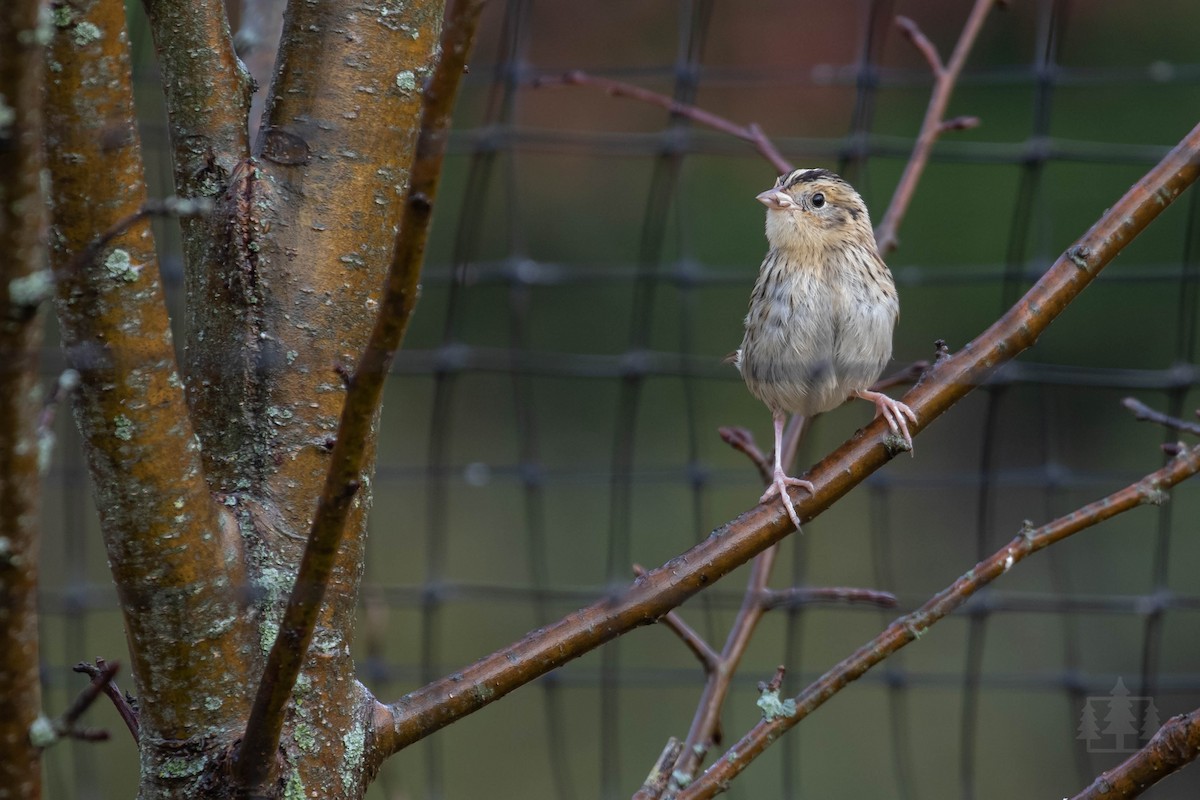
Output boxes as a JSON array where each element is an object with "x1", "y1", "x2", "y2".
[
  {"x1": 72, "y1": 659, "x2": 139, "y2": 741},
  {"x1": 63, "y1": 660, "x2": 118, "y2": 728},
  {"x1": 634, "y1": 565, "x2": 720, "y2": 674},
  {"x1": 681, "y1": 444, "x2": 1200, "y2": 798},
  {"x1": 874, "y1": 1, "x2": 997, "y2": 255},
  {"x1": 535, "y1": 70, "x2": 793, "y2": 175},
  {"x1": 34, "y1": 369, "x2": 80, "y2": 476},
  {"x1": 664, "y1": 414, "x2": 816, "y2": 788},
  {"x1": 717, "y1": 427, "x2": 771, "y2": 483},
  {"x1": 760, "y1": 586, "x2": 897, "y2": 610},
  {"x1": 33, "y1": 660, "x2": 126, "y2": 744},
  {"x1": 63, "y1": 197, "x2": 214, "y2": 279},
  {"x1": 638, "y1": 738, "x2": 683, "y2": 800},
  {"x1": 759, "y1": 665, "x2": 786, "y2": 695},
  {"x1": 1069, "y1": 708, "x2": 1200, "y2": 799},
  {"x1": 232, "y1": 1, "x2": 486, "y2": 791},
  {"x1": 1122, "y1": 397, "x2": 1200, "y2": 437}
]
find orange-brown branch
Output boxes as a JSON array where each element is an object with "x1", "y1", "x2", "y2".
[
  {"x1": 234, "y1": 1, "x2": 486, "y2": 792},
  {"x1": 0, "y1": 0, "x2": 49, "y2": 794},
  {"x1": 44, "y1": 0, "x2": 251, "y2": 763},
  {"x1": 1070, "y1": 708, "x2": 1200, "y2": 799}
]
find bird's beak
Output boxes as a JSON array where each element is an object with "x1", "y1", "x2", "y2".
[{"x1": 756, "y1": 189, "x2": 794, "y2": 210}]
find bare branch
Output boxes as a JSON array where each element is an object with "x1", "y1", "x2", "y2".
[
  {"x1": 234, "y1": 1, "x2": 487, "y2": 790},
  {"x1": 0, "y1": 0, "x2": 48, "y2": 789},
  {"x1": 682, "y1": 444, "x2": 1200, "y2": 798},
  {"x1": 1069, "y1": 709, "x2": 1200, "y2": 799},
  {"x1": 1122, "y1": 397, "x2": 1200, "y2": 437},
  {"x1": 45, "y1": 0, "x2": 253, "y2": 747},
  {"x1": 875, "y1": 1, "x2": 998, "y2": 255},
  {"x1": 634, "y1": 565, "x2": 720, "y2": 674},
  {"x1": 536, "y1": 70, "x2": 793, "y2": 175},
  {"x1": 718, "y1": 427, "x2": 771, "y2": 483},
  {"x1": 140, "y1": 0, "x2": 251, "y2": 198},
  {"x1": 638, "y1": 738, "x2": 683, "y2": 800},
  {"x1": 73, "y1": 659, "x2": 139, "y2": 741},
  {"x1": 760, "y1": 586, "x2": 897, "y2": 610},
  {"x1": 374, "y1": 121, "x2": 1200, "y2": 761},
  {"x1": 894, "y1": 15, "x2": 944, "y2": 73}
]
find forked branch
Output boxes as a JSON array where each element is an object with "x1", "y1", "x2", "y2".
[
  {"x1": 680, "y1": 439, "x2": 1200, "y2": 798},
  {"x1": 874, "y1": 0, "x2": 997, "y2": 254}
]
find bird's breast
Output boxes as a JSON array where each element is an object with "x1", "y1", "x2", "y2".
[{"x1": 739, "y1": 252, "x2": 897, "y2": 416}]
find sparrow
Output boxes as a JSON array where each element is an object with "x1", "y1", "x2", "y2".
[{"x1": 735, "y1": 168, "x2": 917, "y2": 528}]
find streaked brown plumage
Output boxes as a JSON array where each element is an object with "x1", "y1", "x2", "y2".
[{"x1": 735, "y1": 168, "x2": 916, "y2": 528}]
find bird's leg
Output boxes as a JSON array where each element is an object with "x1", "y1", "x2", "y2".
[
  {"x1": 758, "y1": 411, "x2": 814, "y2": 529},
  {"x1": 854, "y1": 389, "x2": 918, "y2": 450}
]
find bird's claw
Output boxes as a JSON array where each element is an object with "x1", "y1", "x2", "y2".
[
  {"x1": 760, "y1": 470, "x2": 814, "y2": 529},
  {"x1": 857, "y1": 389, "x2": 918, "y2": 454}
]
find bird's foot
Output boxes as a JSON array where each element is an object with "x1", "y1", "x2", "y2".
[
  {"x1": 759, "y1": 470, "x2": 814, "y2": 529},
  {"x1": 856, "y1": 389, "x2": 918, "y2": 453}
]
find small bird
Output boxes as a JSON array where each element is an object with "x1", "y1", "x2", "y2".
[{"x1": 735, "y1": 168, "x2": 917, "y2": 528}]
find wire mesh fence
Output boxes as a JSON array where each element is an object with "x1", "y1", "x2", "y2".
[{"x1": 37, "y1": 0, "x2": 1200, "y2": 797}]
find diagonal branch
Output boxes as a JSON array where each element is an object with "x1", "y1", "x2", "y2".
[
  {"x1": 874, "y1": 1, "x2": 996, "y2": 254},
  {"x1": 371, "y1": 120, "x2": 1200, "y2": 758},
  {"x1": 73, "y1": 659, "x2": 139, "y2": 741},
  {"x1": 681, "y1": 442, "x2": 1200, "y2": 798},
  {"x1": 1070, "y1": 708, "x2": 1200, "y2": 799},
  {"x1": 232, "y1": 1, "x2": 486, "y2": 790},
  {"x1": 535, "y1": 70, "x2": 793, "y2": 175}
]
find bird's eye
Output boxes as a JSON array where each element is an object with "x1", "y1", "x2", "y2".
[{"x1": 811, "y1": 192, "x2": 826, "y2": 208}]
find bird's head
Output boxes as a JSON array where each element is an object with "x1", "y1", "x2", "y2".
[{"x1": 757, "y1": 168, "x2": 875, "y2": 254}]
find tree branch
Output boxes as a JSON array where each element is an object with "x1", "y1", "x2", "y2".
[
  {"x1": 681, "y1": 441, "x2": 1200, "y2": 798},
  {"x1": 1122, "y1": 396, "x2": 1200, "y2": 438},
  {"x1": 44, "y1": 0, "x2": 252, "y2": 749},
  {"x1": 0, "y1": 0, "x2": 48, "y2": 791},
  {"x1": 633, "y1": 565, "x2": 720, "y2": 673},
  {"x1": 1070, "y1": 708, "x2": 1200, "y2": 799},
  {"x1": 233, "y1": 1, "x2": 486, "y2": 790},
  {"x1": 874, "y1": 1, "x2": 996, "y2": 255},
  {"x1": 760, "y1": 586, "x2": 897, "y2": 610},
  {"x1": 371, "y1": 120, "x2": 1200, "y2": 758},
  {"x1": 73, "y1": 659, "x2": 139, "y2": 741},
  {"x1": 140, "y1": 0, "x2": 251, "y2": 197},
  {"x1": 535, "y1": 70, "x2": 794, "y2": 175}
]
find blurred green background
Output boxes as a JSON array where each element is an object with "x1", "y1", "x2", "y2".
[{"x1": 37, "y1": 0, "x2": 1200, "y2": 797}]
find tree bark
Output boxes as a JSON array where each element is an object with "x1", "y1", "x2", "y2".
[{"x1": 0, "y1": 1, "x2": 49, "y2": 796}]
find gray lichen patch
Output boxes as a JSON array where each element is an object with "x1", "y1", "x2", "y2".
[
  {"x1": 0, "y1": 94, "x2": 14, "y2": 138},
  {"x1": 395, "y1": 70, "x2": 417, "y2": 95},
  {"x1": 755, "y1": 687, "x2": 796, "y2": 721},
  {"x1": 8, "y1": 269, "x2": 53, "y2": 307},
  {"x1": 293, "y1": 721, "x2": 317, "y2": 752},
  {"x1": 283, "y1": 768, "x2": 305, "y2": 800},
  {"x1": 113, "y1": 414, "x2": 134, "y2": 442},
  {"x1": 28, "y1": 715, "x2": 58, "y2": 747},
  {"x1": 340, "y1": 719, "x2": 367, "y2": 793},
  {"x1": 104, "y1": 249, "x2": 142, "y2": 283},
  {"x1": 70, "y1": 20, "x2": 102, "y2": 47}
]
